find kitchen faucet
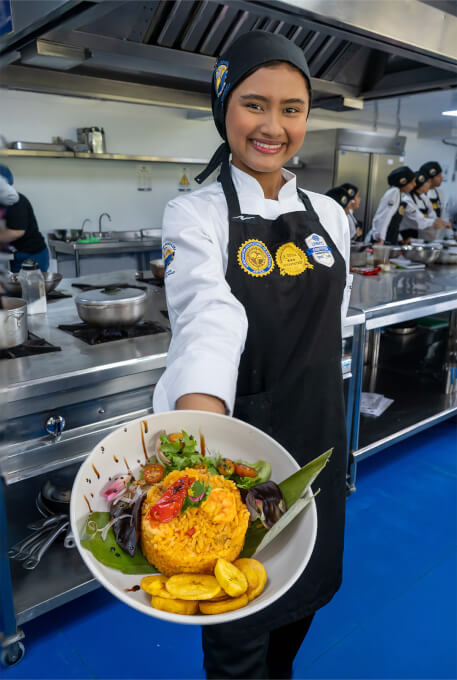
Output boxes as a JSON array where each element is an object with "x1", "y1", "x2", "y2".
[
  {"x1": 98, "y1": 212, "x2": 112, "y2": 233},
  {"x1": 81, "y1": 218, "x2": 92, "y2": 233}
]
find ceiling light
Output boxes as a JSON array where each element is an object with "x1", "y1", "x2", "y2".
[{"x1": 442, "y1": 110, "x2": 457, "y2": 116}]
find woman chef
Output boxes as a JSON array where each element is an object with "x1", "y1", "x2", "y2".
[
  {"x1": 153, "y1": 31, "x2": 352, "y2": 680},
  {"x1": 400, "y1": 171, "x2": 450, "y2": 242},
  {"x1": 420, "y1": 161, "x2": 445, "y2": 217},
  {"x1": 370, "y1": 166, "x2": 416, "y2": 244}
]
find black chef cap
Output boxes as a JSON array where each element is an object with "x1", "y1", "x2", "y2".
[
  {"x1": 326, "y1": 187, "x2": 350, "y2": 208},
  {"x1": 414, "y1": 171, "x2": 429, "y2": 189},
  {"x1": 340, "y1": 182, "x2": 358, "y2": 197},
  {"x1": 195, "y1": 31, "x2": 312, "y2": 184},
  {"x1": 387, "y1": 166, "x2": 415, "y2": 188},
  {"x1": 419, "y1": 161, "x2": 442, "y2": 179}
]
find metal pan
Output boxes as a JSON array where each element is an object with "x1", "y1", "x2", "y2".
[
  {"x1": 75, "y1": 287, "x2": 147, "y2": 327},
  {"x1": 2, "y1": 272, "x2": 63, "y2": 297},
  {"x1": 0, "y1": 297, "x2": 27, "y2": 349}
]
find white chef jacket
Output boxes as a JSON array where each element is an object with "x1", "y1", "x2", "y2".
[
  {"x1": 347, "y1": 210, "x2": 357, "y2": 239},
  {"x1": 400, "y1": 192, "x2": 436, "y2": 235},
  {"x1": 153, "y1": 164, "x2": 352, "y2": 415},
  {"x1": 371, "y1": 187, "x2": 400, "y2": 242},
  {"x1": 0, "y1": 177, "x2": 19, "y2": 207}
]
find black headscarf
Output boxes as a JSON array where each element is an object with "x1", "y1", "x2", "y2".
[
  {"x1": 413, "y1": 171, "x2": 429, "y2": 191},
  {"x1": 195, "y1": 31, "x2": 312, "y2": 184},
  {"x1": 325, "y1": 187, "x2": 350, "y2": 208},
  {"x1": 340, "y1": 182, "x2": 358, "y2": 198},
  {"x1": 387, "y1": 166, "x2": 415, "y2": 188},
  {"x1": 419, "y1": 161, "x2": 442, "y2": 179}
]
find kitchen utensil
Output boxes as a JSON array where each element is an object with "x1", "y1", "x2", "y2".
[
  {"x1": 76, "y1": 127, "x2": 106, "y2": 153},
  {"x1": 8, "y1": 141, "x2": 67, "y2": 151},
  {"x1": 116, "y1": 230, "x2": 142, "y2": 241},
  {"x1": 0, "y1": 297, "x2": 27, "y2": 349},
  {"x1": 23, "y1": 520, "x2": 69, "y2": 570},
  {"x1": 64, "y1": 527, "x2": 75, "y2": 549},
  {"x1": 150, "y1": 259, "x2": 165, "y2": 279},
  {"x1": 2, "y1": 272, "x2": 62, "y2": 297},
  {"x1": 141, "y1": 229, "x2": 162, "y2": 240},
  {"x1": 8, "y1": 525, "x2": 55, "y2": 559},
  {"x1": 63, "y1": 138, "x2": 89, "y2": 153},
  {"x1": 437, "y1": 247, "x2": 457, "y2": 265},
  {"x1": 401, "y1": 244, "x2": 442, "y2": 264},
  {"x1": 372, "y1": 245, "x2": 391, "y2": 265},
  {"x1": 41, "y1": 479, "x2": 72, "y2": 514},
  {"x1": 75, "y1": 287, "x2": 147, "y2": 327},
  {"x1": 350, "y1": 245, "x2": 367, "y2": 268},
  {"x1": 71, "y1": 410, "x2": 317, "y2": 626}
]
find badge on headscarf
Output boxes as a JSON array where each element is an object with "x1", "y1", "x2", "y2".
[
  {"x1": 305, "y1": 234, "x2": 334, "y2": 268},
  {"x1": 163, "y1": 241, "x2": 176, "y2": 278},
  {"x1": 214, "y1": 60, "x2": 230, "y2": 101},
  {"x1": 275, "y1": 242, "x2": 313, "y2": 276},
  {"x1": 238, "y1": 239, "x2": 274, "y2": 277}
]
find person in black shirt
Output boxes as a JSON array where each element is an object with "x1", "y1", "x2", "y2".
[{"x1": 0, "y1": 165, "x2": 49, "y2": 272}]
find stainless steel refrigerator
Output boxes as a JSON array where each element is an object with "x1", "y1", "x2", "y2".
[{"x1": 295, "y1": 129, "x2": 406, "y2": 234}]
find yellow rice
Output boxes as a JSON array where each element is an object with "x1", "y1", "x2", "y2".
[{"x1": 141, "y1": 468, "x2": 250, "y2": 576}]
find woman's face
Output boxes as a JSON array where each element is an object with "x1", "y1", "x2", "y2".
[
  {"x1": 417, "y1": 179, "x2": 431, "y2": 195},
  {"x1": 352, "y1": 192, "x2": 361, "y2": 210},
  {"x1": 225, "y1": 63, "x2": 309, "y2": 177}
]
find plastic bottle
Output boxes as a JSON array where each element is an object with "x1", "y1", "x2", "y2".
[{"x1": 18, "y1": 259, "x2": 47, "y2": 315}]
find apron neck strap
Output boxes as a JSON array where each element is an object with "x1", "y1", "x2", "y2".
[{"x1": 220, "y1": 157, "x2": 242, "y2": 218}]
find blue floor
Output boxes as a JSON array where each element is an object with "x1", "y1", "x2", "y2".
[{"x1": 3, "y1": 421, "x2": 456, "y2": 679}]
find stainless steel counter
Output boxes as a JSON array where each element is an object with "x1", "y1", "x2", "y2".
[{"x1": 350, "y1": 265, "x2": 457, "y2": 329}]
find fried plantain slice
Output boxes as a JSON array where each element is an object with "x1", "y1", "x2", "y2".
[
  {"x1": 151, "y1": 595, "x2": 198, "y2": 615},
  {"x1": 234, "y1": 558, "x2": 267, "y2": 601},
  {"x1": 214, "y1": 558, "x2": 248, "y2": 597},
  {"x1": 141, "y1": 574, "x2": 175, "y2": 598},
  {"x1": 165, "y1": 574, "x2": 224, "y2": 600},
  {"x1": 199, "y1": 593, "x2": 248, "y2": 615}
]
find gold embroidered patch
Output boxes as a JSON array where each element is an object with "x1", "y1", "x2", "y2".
[
  {"x1": 237, "y1": 239, "x2": 274, "y2": 277},
  {"x1": 275, "y1": 242, "x2": 313, "y2": 276},
  {"x1": 399, "y1": 205, "x2": 406, "y2": 216}
]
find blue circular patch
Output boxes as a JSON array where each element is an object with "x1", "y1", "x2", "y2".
[{"x1": 238, "y1": 239, "x2": 274, "y2": 277}]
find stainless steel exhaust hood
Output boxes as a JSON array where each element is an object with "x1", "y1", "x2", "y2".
[{"x1": 1, "y1": 0, "x2": 456, "y2": 110}]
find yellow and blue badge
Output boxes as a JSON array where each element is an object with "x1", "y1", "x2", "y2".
[
  {"x1": 399, "y1": 205, "x2": 406, "y2": 216},
  {"x1": 275, "y1": 242, "x2": 313, "y2": 276},
  {"x1": 214, "y1": 60, "x2": 229, "y2": 100},
  {"x1": 430, "y1": 168, "x2": 437, "y2": 176},
  {"x1": 238, "y1": 239, "x2": 274, "y2": 277},
  {"x1": 305, "y1": 233, "x2": 335, "y2": 268},
  {"x1": 162, "y1": 240, "x2": 176, "y2": 278}
]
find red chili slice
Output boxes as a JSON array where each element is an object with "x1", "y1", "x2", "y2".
[
  {"x1": 148, "y1": 476, "x2": 191, "y2": 523},
  {"x1": 186, "y1": 527, "x2": 196, "y2": 537}
]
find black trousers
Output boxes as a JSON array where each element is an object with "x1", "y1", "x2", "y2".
[{"x1": 202, "y1": 614, "x2": 315, "y2": 680}]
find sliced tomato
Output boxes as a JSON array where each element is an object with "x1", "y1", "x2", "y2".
[
  {"x1": 148, "y1": 476, "x2": 191, "y2": 523},
  {"x1": 218, "y1": 458, "x2": 235, "y2": 477},
  {"x1": 234, "y1": 463, "x2": 258, "y2": 478},
  {"x1": 143, "y1": 464, "x2": 164, "y2": 484}
]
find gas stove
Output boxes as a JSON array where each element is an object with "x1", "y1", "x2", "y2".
[
  {"x1": 0, "y1": 333, "x2": 61, "y2": 360},
  {"x1": 58, "y1": 321, "x2": 166, "y2": 345}
]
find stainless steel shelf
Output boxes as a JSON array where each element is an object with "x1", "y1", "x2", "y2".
[{"x1": 0, "y1": 149, "x2": 209, "y2": 164}]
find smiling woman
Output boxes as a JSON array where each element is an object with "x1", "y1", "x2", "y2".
[{"x1": 152, "y1": 30, "x2": 352, "y2": 679}]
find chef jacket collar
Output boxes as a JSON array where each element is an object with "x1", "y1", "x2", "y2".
[{"x1": 231, "y1": 164, "x2": 297, "y2": 204}]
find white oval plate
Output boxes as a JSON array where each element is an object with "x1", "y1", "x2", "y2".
[{"x1": 70, "y1": 410, "x2": 317, "y2": 625}]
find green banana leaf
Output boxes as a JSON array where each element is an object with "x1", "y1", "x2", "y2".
[
  {"x1": 240, "y1": 448, "x2": 333, "y2": 558},
  {"x1": 81, "y1": 512, "x2": 159, "y2": 575}
]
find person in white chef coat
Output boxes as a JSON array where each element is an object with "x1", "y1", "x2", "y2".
[
  {"x1": 420, "y1": 161, "x2": 446, "y2": 218},
  {"x1": 153, "y1": 30, "x2": 352, "y2": 680},
  {"x1": 370, "y1": 166, "x2": 416, "y2": 244},
  {"x1": 400, "y1": 170, "x2": 451, "y2": 242},
  {"x1": 341, "y1": 182, "x2": 363, "y2": 240}
]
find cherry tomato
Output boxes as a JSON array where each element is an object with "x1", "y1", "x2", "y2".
[
  {"x1": 143, "y1": 464, "x2": 164, "y2": 484},
  {"x1": 234, "y1": 463, "x2": 258, "y2": 478},
  {"x1": 168, "y1": 432, "x2": 183, "y2": 443},
  {"x1": 218, "y1": 458, "x2": 235, "y2": 477},
  {"x1": 148, "y1": 476, "x2": 191, "y2": 523}
]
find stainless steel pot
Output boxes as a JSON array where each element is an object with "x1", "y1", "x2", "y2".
[
  {"x1": 402, "y1": 244, "x2": 442, "y2": 264},
  {"x1": 3, "y1": 272, "x2": 63, "y2": 297},
  {"x1": 0, "y1": 297, "x2": 27, "y2": 348},
  {"x1": 75, "y1": 287, "x2": 147, "y2": 327},
  {"x1": 350, "y1": 245, "x2": 367, "y2": 267},
  {"x1": 437, "y1": 248, "x2": 457, "y2": 265},
  {"x1": 150, "y1": 259, "x2": 165, "y2": 279}
]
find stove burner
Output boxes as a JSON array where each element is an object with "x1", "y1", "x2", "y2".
[
  {"x1": 47, "y1": 290, "x2": 72, "y2": 302},
  {"x1": 58, "y1": 321, "x2": 166, "y2": 345},
  {"x1": 72, "y1": 282, "x2": 147, "y2": 292},
  {"x1": 0, "y1": 333, "x2": 62, "y2": 360}
]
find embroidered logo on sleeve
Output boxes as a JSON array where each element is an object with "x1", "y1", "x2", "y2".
[
  {"x1": 387, "y1": 201, "x2": 394, "y2": 207},
  {"x1": 238, "y1": 239, "x2": 274, "y2": 277},
  {"x1": 162, "y1": 241, "x2": 176, "y2": 278},
  {"x1": 275, "y1": 242, "x2": 313, "y2": 276},
  {"x1": 305, "y1": 233, "x2": 334, "y2": 268}
]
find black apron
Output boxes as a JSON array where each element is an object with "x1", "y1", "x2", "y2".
[
  {"x1": 211, "y1": 162, "x2": 347, "y2": 634},
  {"x1": 429, "y1": 188, "x2": 442, "y2": 217},
  {"x1": 384, "y1": 194, "x2": 407, "y2": 244},
  {"x1": 401, "y1": 192, "x2": 427, "y2": 241}
]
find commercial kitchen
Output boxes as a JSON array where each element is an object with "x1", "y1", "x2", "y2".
[{"x1": 0, "y1": 0, "x2": 456, "y2": 676}]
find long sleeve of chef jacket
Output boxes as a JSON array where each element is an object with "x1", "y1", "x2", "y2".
[
  {"x1": 152, "y1": 165, "x2": 351, "y2": 415},
  {"x1": 371, "y1": 187, "x2": 400, "y2": 241},
  {"x1": 400, "y1": 192, "x2": 436, "y2": 233},
  {"x1": 0, "y1": 177, "x2": 19, "y2": 206}
]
